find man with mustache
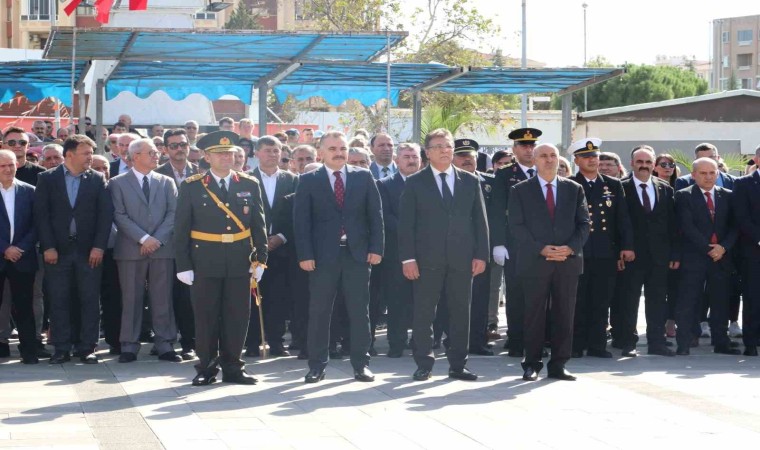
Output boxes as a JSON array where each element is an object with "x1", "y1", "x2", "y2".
[{"x1": 618, "y1": 145, "x2": 679, "y2": 357}]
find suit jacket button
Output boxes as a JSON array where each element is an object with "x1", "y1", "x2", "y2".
[
  {"x1": 590, "y1": 228, "x2": 595, "y2": 232},
  {"x1": 227, "y1": 226, "x2": 232, "y2": 231},
  {"x1": 602, "y1": 227, "x2": 607, "y2": 231}
]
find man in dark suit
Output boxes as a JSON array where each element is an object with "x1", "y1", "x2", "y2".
[
  {"x1": 110, "y1": 138, "x2": 181, "y2": 363},
  {"x1": 509, "y1": 143, "x2": 590, "y2": 381},
  {"x1": 377, "y1": 143, "x2": 422, "y2": 358},
  {"x1": 175, "y1": 131, "x2": 268, "y2": 386},
  {"x1": 731, "y1": 145, "x2": 760, "y2": 356},
  {"x1": 490, "y1": 128, "x2": 541, "y2": 357},
  {"x1": 0, "y1": 150, "x2": 40, "y2": 364},
  {"x1": 569, "y1": 138, "x2": 634, "y2": 359},
  {"x1": 674, "y1": 157, "x2": 740, "y2": 355},
  {"x1": 399, "y1": 128, "x2": 489, "y2": 382},
  {"x1": 109, "y1": 133, "x2": 139, "y2": 179},
  {"x1": 294, "y1": 131, "x2": 384, "y2": 383},
  {"x1": 675, "y1": 143, "x2": 736, "y2": 191},
  {"x1": 3, "y1": 127, "x2": 45, "y2": 186},
  {"x1": 369, "y1": 133, "x2": 397, "y2": 180},
  {"x1": 450, "y1": 138, "x2": 496, "y2": 356},
  {"x1": 35, "y1": 135, "x2": 114, "y2": 364},
  {"x1": 245, "y1": 136, "x2": 298, "y2": 357},
  {"x1": 619, "y1": 145, "x2": 679, "y2": 358},
  {"x1": 156, "y1": 128, "x2": 198, "y2": 360}
]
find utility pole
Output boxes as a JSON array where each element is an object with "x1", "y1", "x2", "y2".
[{"x1": 583, "y1": 3, "x2": 588, "y2": 111}]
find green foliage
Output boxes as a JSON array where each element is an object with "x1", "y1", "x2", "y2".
[
  {"x1": 666, "y1": 149, "x2": 748, "y2": 177},
  {"x1": 305, "y1": 0, "x2": 400, "y2": 31},
  {"x1": 728, "y1": 71, "x2": 739, "y2": 90},
  {"x1": 224, "y1": 2, "x2": 262, "y2": 30},
  {"x1": 420, "y1": 101, "x2": 492, "y2": 144},
  {"x1": 552, "y1": 63, "x2": 709, "y2": 111}
]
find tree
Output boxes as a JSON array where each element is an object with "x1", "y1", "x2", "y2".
[
  {"x1": 552, "y1": 62, "x2": 709, "y2": 111},
  {"x1": 305, "y1": 0, "x2": 400, "y2": 31},
  {"x1": 728, "y1": 71, "x2": 740, "y2": 90},
  {"x1": 420, "y1": 101, "x2": 491, "y2": 143},
  {"x1": 224, "y1": 2, "x2": 261, "y2": 30}
]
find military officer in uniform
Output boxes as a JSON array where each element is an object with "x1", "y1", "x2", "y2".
[
  {"x1": 490, "y1": 128, "x2": 541, "y2": 356},
  {"x1": 569, "y1": 138, "x2": 634, "y2": 358},
  {"x1": 174, "y1": 131, "x2": 268, "y2": 386},
  {"x1": 451, "y1": 139, "x2": 496, "y2": 355}
]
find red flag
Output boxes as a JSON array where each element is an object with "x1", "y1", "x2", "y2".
[
  {"x1": 63, "y1": 0, "x2": 83, "y2": 16},
  {"x1": 129, "y1": 0, "x2": 148, "y2": 10},
  {"x1": 94, "y1": 0, "x2": 115, "y2": 24}
]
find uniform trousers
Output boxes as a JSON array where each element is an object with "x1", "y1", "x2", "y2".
[
  {"x1": 573, "y1": 257, "x2": 616, "y2": 353},
  {"x1": 503, "y1": 258, "x2": 525, "y2": 352},
  {"x1": 247, "y1": 254, "x2": 289, "y2": 349},
  {"x1": 469, "y1": 263, "x2": 492, "y2": 349}
]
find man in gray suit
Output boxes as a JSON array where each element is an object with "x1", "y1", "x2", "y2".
[
  {"x1": 398, "y1": 128, "x2": 489, "y2": 382},
  {"x1": 110, "y1": 138, "x2": 180, "y2": 363},
  {"x1": 509, "y1": 143, "x2": 590, "y2": 381}
]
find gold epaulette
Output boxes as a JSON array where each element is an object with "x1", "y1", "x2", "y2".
[
  {"x1": 236, "y1": 171, "x2": 260, "y2": 183},
  {"x1": 185, "y1": 173, "x2": 204, "y2": 183}
]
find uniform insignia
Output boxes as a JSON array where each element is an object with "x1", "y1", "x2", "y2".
[
  {"x1": 185, "y1": 173, "x2": 204, "y2": 183},
  {"x1": 232, "y1": 172, "x2": 240, "y2": 182},
  {"x1": 484, "y1": 184, "x2": 492, "y2": 192},
  {"x1": 523, "y1": 131, "x2": 533, "y2": 139},
  {"x1": 586, "y1": 141, "x2": 595, "y2": 150},
  {"x1": 237, "y1": 191, "x2": 252, "y2": 198},
  {"x1": 219, "y1": 137, "x2": 231, "y2": 146}
]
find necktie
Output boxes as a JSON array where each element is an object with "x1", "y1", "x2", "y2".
[
  {"x1": 527, "y1": 168, "x2": 535, "y2": 178},
  {"x1": 640, "y1": 183, "x2": 652, "y2": 213},
  {"x1": 705, "y1": 191, "x2": 718, "y2": 244},
  {"x1": 546, "y1": 182, "x2": 555, "y2": 220},
  {"x1": 334, "y1": 171, "x2": 346, "y2": 238},
  {"x1": 382, "y1": 167, "x2": 390, "y2": 178},
  {"x1": 219, "y1": 178, "x2": 228, "y2": 199},
  {"x1": 142, "y1": 176, "x2": 150, "y2": 201},
  {"x1": 439, "y1": 172, "x2": 453, "y2": 208},
  {"x1": 588, "y1": 180, "x2": 594, "y2": 190}
]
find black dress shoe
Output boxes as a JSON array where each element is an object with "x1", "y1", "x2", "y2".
[
  {"x1": 192, "y1": 368, "x2": 219, "y2": 386},
  {"x1": 621, "y1": 348, "x2": 638, "y2": 358},
  {"x1": 507, "y1": 349, "x2": 524, "y2": 358},
  {"x1": 304, "y1": 368, "x2": 325, "y2": 383},
  {"x1": 743, "y1": 346, "x2": 758, "y2": 356},
  {"x1": 180, "y1": 349, "x2": 196, "y2": 361},
  {"x1": 676, "y1": 347, "x2": 690, "y2": 356},
  {"x1": 49, "y1": 351, "x2": 71, "y2": 364},
  {"x1": 648, "y1": 346, "x2": 675, "y2": 357},
  {"x1": 714, "y1": 345, "x2": 741, "y2": 355},
  {"x1": 354, "y1": 367, "x2": 375, "y2": 382},
  {"x1": 80, "y1": 353, "x2": 99, "y2": 364},
  {"x1": 522, "y1": 367, "x2": 538, "y2": 381},
  {"x1": 586, "y1": 349, "x2": 613, "y2": 358},
  {"x1": 72, "y1": 349, "x2": 85, "y2": 358},
  {"x1": 0, "y1": 342, "x2": 10, "y2": 358},
  {"x1": 413, "y1": 368, "x2": 431, "y2": 381},
  {"x1": 244, "y1": 347, "x2": 260, "y2": 357},
  {"x1": 728, "y1": 341, "x2": 741, "y2": 348},
  {"x1": 223, "y1": 370, "x2": 258, "y2": 385},
  {"x1": 469, "y1": 346, "x2": 495, "y2": 356},
  {"x1": 448, "y1": 367, "x2": 478, "y2": 381},
  {"x1": 547, "y1": 368, "x2": 577, "y2": 381},
  {"x1": 158, "y1": 351, "x2": 183, "y2": 362},
  {"x1": 21, "y1": 354, "x2": 39, "y2": 364},
  {"x1": 269, "y1": 345, "x2": 291, "y2": 357},
  {"x1": 387, "y1": 348, "x2": 404, "y2": 358},
  {"x1": 571, "y1": 350, "x2": 584, "y2": 358},
  {"x1": 118, "y1": 352, "x2": 137, "y2": 363},
  {"x1": 368, "y1": 346, "x2": 378, "y2": 357},
  {"x1": 297, "y1": 350, "x2": 309, "y2": 360},
  {"x1": 108, "y1": 347, "x2": 122, "y2": 356}
]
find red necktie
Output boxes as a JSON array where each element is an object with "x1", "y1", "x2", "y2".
[
  {"x1": 334, "y1": 171, "x2": 346, "y2": 237},
  {"x1": 705, "y1": 191, "x2": 718, "y2": 244},
  {"x1": 546, "y1": 182, "x2": 555, "y2": 220}
]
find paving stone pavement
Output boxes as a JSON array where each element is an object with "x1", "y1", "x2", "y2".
[{"x1": 1, "y1": 309, "x2": 759, "y2": 449}]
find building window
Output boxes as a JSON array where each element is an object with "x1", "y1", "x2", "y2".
[
  {"x1": 738, "y1": 53, "x2": 752, "y2": 69},
  {"x1": 195, "y1": 12, "x2": 217, "y2": 19},
  {"x1": 741, "y1": 78, "x2": 753, "y2": 89},
  {"x1": 723, "y1": 56, "x2": 729, "y2": 68},
  {"x1": 738, "y1": 29, "x2": 753, "y2": 45},
  {"x1": 722, "y1": 31, "x2": 730, "y2": 43},
  {"x1": 21, "y1": 0, "x2": 55, "y2": 21},
  {"x1": 720, "y1": 78, "x2": 728, "y2": 90}
]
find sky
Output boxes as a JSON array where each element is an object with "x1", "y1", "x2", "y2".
[{"x1": 401, "y1": 0, "x2": 760, "y2": 67}]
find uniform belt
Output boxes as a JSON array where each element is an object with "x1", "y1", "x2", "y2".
[{"x1": 191, "y1": 229, "x2": 251, "y2": 243}]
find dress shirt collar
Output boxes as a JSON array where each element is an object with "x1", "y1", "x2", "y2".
[
  {"x1": 518, "y1": 163, "x2": 536, "y2": 176},
  {"x1": 0, "y1": 179, "x2": 16, "y2": 192},
  {"x1": 132, "y1": 167, "x2": 153, "y2": 183},
  {"x1": 634, "y1": 175, "x2": 654, "y2": 189},
  {"x1": 209, "y1": 171, "x2": 232, "y2": 188},
  {"x1": 537, "y1": 174, "x2": 557, "y2": 189},
  {"x1": 430, "y1": 164, "x2": 454, "y2": 179},
  {"x1": 260, "y1": 168, "x2": 280, "y2": 179},
  {"x1": 700, "y1": 186, "x2": 716, "y2": 198},
  {"x1": 62, "y1": 164, "x2": 83, "y2": 178},
  {"x1": 326, "y1": 165, "x2": 347, "y2": 178}
]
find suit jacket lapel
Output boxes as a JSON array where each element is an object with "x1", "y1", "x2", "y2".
[
  {"x1": 126, "y1": 172, "x2": 149, "y2": 206},
  {"x1": 423, "y1": 166, "x2": 448, "y2": 210},
  {"x1": 344, "y1": 165, "x2": 356, "y2": 206},
  {"x1": 56, "y1": 166, "x2": 73, "y2": 212},
  {"x1": 714, "y1": 186, "x2": 727, "y2": 222},
  {"x1": 317, "y1": 166, "x2": 339, "y2": 210},
  {"x1": 149, "y1": 173, "x2": 161, "y2": 206},
  {"x1": 73, "y1": 170, "x2": 90, "y2": 208}
]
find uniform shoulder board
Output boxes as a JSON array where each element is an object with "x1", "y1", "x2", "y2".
[
  {"x1": 503, "y1": 163, "x2": 516, "y2": 169},
  {"x1": 237, "y1": 171, "x2": 259, "y2": 183},
  {"x1": 481, "y1": 171, "x2": 495, "y2": 179},
  {"x1": 185, "y1": 173, "x2": 204, "y2": 183}
]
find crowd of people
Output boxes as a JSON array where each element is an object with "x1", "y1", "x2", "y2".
[{"x1": 0, "y1": 113, "x2": 757, "y2": 385}]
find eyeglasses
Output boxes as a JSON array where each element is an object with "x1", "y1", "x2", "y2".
[
  {"x1": 85, "y1": 122, "x2": 92, "y2": 126},
  {"x1": 281, "y1": 157, "x2": 291, "y2": 163},
  {"x1": 167, "y1": 142, "x2": 190, "y2": 150},
  {"x1": 155, "y1": 143, "x2": 165, "y2": 147},
  {"x1": 426, "y1": 144, "x2": 453, "y2": 151},
  {"x1": 139, "y1": 150, "x2": 160, "y2": 157},
  {"x1": 5, "y1": 140, "x2": 28, "y2": 147},
  {"x1": 658, "y1": 162, "x2": 676, "y2": 169}
]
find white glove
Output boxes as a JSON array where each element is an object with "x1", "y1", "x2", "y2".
[
  {"x1": 492, "y1": 245, "x2": 509, "y2": 266},
  {"x1": 254, "y1": 266, "x2": 265, "y2": 282},
  {"x1": 177, "y1": 270, "x2": 194, "y2": 286}
]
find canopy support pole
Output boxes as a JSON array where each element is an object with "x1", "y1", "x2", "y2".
[
  {"x1": 95, "y1": 78, "x2": 105, "y2": 155},
  {"x1": 258, "y1": 82, "x2": 268, "y2": 137},
  {"x1": 412, "y1": 91, "x2": 422, "y2": 144},
  {"x1": 561, "y1": 93, "x2": 572, "y2": 154},
  {"x1": 78, "y1": 82, "x2": 86, "y2": 138}
]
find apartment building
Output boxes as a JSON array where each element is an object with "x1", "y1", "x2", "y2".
[{"x1": 713, "y1": 14, "x2": 760, "y2": 91}]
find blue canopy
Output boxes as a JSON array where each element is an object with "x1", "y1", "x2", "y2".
[
  {"x1": 437, "y1": 67, "x2": 621, "y2": 95},
  {"x1": 0, "y1": 60, "x2": 85, "y2": 103}
]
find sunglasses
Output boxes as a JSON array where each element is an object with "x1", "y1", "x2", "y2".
[
  {"x1": 5, "y1": 140, "x2": 28, "y2": 147},
  {"x1": 281, "y1": 158, "x2": 291, "y2": 163},
  {"x1": 167, "y1": 142, "x2": 190, "y2": 150},
  {"x1": 658, "y1": 162, "x2": 676, "y2": 169}
]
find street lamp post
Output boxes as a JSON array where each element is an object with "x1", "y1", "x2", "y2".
[
  {"x1": 583, "y1": 2, "x2": 588, "y2": 112},
  {"x1": 520, "y1": 0, "x2": 527, "y2": 127}
]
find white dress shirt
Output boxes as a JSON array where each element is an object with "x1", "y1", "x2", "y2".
[
  {"x1": 519, "y1": 163, "x2": 537, "y2": 178},
  {"x1": 430, "y1": 165, "x2": 455, "y2": 197},
  {"x1": 209, "y1": 171, "x2": 232, "y2": 190},
  {"x1": 327, "y1": 165, "x2": 347, "y2": 191},
  {"x1": 634, "y1": 176, "x2": 655, "y2": 211},
  {"x1": 259, "y1": 168, "x2": 279, "y2": 209},
  {"x1": 131, "y1": 168, "x2": 154, "y2": 244},
  {"x1": 537, "y1": 175, "x2": 558, "y2": 204},
  {"x1": 1, "y1": 181, "x2": 16, "y2": 243}
]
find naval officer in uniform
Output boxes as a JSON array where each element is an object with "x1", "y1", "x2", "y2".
[{"x1": 174, "y1": 131, "x2": 268, "y2": 386}]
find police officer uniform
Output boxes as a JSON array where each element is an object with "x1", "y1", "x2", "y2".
[
  {"x1": 174, "y1": 131, "x2": 268, "y2": 386},
  {"x1": 569, "y1": 138, "x2": 633, "y2": 358},
  {"x1": 490, "y1": 127, "x2": 541, "y2": 356}
]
